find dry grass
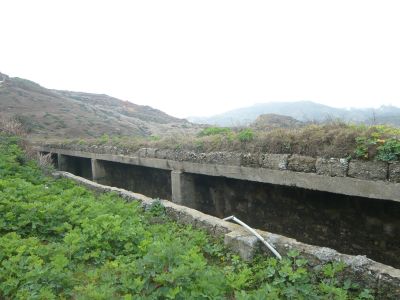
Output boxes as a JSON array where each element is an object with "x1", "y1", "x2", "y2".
[
  {"x1": 36, "y1": 152, "x2": 55, "y2": 173},
  {"x1": 0, "y1": 117, "x2": 55, "y2": 170},
  {"x1": 48, "y1": 122, "x2": 368, "y2": 157},
  {"x1": 42, "y1": 122, "x2": 400, "y2": 160},
  {"x1": 0, "y1": 117, "x2": 26, "y2": 136}
]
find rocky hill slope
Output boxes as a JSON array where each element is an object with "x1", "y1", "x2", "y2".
[
  {"x1": 0, "y1": 72, "x2": 193, "y2": 139},
  {"x1": 251, "y1": 114, "x2": 304, "y2": 130}
]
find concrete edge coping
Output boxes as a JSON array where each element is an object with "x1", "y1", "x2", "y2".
[
  {"x1": 38, "y1": 146, "x2": 400, "y2": 184},
  {"x1": 53, "y1": 171, "x2": 400, "y2": 296}
]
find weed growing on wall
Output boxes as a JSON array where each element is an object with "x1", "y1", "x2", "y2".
[
  {"x1": 354, "y1": 125, "x2": 400, "y2": 161},
  {"x1": 0, "y1": 134, "x2": 375, "y2": 299}
]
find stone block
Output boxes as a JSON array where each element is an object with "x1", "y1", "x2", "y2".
[
  {"x1": 316, "y1": 158, "x2": 348, "y2": 177},
  {"x1": 181, "y1": 151, "x2": 198, "y2": 162},
  {"x1": 389, "y1": 162, "x2": 400, "y2": 183},
  {"x1": 224, "y1": 230, "x2": 260, "y2": 261},
  {"x1": 287, "y1": 155, "x2": 317, "y2": 173},
  {"x1": 146, "y1": 148, "x2": 158, "y2": 158},
  {"x1": 155, "y1": 149, "x2": 169, "y2": 159},
  {"x1": 260, "y1": 153, "x2": 289, "y2": 170},
  {"x1": 138, "y1": 148, "x2": 148, "y2": 158},
  {"x1": 205, "y1": 152, "x2": 241, "y2": 166},
  {"x1": 241, "y1": 153, "x2": 260, "y2": 167},
  {"x1": 348, "y1": 160, "x2": 388, "y2": 181}
]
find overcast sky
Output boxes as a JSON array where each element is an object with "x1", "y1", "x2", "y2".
[{"x1": 1, "y1": 0, "x2": 400, "y2": 118}]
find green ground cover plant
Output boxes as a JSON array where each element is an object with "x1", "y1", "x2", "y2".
[
  {"x1": 354, "y1": 125, "x2": 400, "y2": 161},
  {"x1": 0, "y1": 134, "x2": 375, "y2": 299}
]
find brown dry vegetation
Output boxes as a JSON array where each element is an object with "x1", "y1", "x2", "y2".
[
  {"x1": 53, "y1": 122, "x2": 400, "y2": 161},
  {"x1": 0, "y1": 117, "x2": 54, "y2": 170}
]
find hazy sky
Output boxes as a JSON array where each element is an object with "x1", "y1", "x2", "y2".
[{"x1": 1, "y1": 0, "x2": 400, "y2": 118}]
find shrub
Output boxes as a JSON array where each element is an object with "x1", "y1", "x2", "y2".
[
  {"x1": 354, "y1": 125, "x2": 400, "y2": 161},
  {"x1": 237, "y1": 128, "x2": 255, "y2": 142},
  {"x1": 376, "y1": 138, "x2": 400, "y2": 161},
  {"x1": 98, "y1": 133, "x2": 110, "y2": 144}
]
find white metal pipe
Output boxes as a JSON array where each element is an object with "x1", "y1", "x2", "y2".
[{"x1": 223, "y1": 215, "x2": 282, "y2": 260}]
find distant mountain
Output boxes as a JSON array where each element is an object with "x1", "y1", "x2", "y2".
[
  {"x1": 0, "y1": 72, "x2": 192, "y2": 139},
  {"x1": 188, "y1": 101, "x2": 400, "y2": 126}
]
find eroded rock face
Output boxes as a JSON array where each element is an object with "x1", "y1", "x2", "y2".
[
  {"x1": 316, "y1": 158, "x2": 348, "y2": 177},
  {"x1": 389, "y1": 162, "x2": 400, "y2": 183},
  {"x1": 348, "y1": 160, "x2": 388, "y2": 181},
  {"x1": 287, "y1": 155, "x2": 317, "y2": 173}
]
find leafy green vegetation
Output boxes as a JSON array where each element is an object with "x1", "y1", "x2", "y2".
[
  {"x1": 0, "y1": 134, "x2": 375, "y2": 299},
  {"x1": 198, "y1": 127, "x2": 255, "y2": 143},
  {"x1": 354, "y1": 125, "x2": 400, "y2": 161},
  {"x1": 198, "y1": 126, "x2": 233, "y2": 137}
]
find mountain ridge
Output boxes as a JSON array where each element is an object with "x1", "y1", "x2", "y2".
[{"x1": 188, "y1": 101, "x2": 400, "y2": 126}]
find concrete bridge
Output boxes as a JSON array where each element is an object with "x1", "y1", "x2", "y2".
[{"x1": 39, "y1": 146, "x2": 400, "y2": 269}]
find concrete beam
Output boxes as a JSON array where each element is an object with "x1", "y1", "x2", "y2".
[{"x1": 40, "y1": 147, "x2": 400, "y2": 203}]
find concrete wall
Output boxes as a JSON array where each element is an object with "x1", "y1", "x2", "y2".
[
  {"x1": 53, "y1": 171, "x2": 400, "y2": 299},
  {"x1": 181, "y1": 173, "x2": 400, "y2": 268},
  {"x1": 58, "y1": 154, "x2": 92, "y2": 180},
  {"x1": 92, "y1": 160, "x2": 172, "y2": 200}
]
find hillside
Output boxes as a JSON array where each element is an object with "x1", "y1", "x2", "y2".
[
  {"x1": 189, "y1": 101, "x2": 400, "y2": 126},
  {"x1": 0, "y1": 72, "x2": 192, "y2": 139},
  {"x1": 251, "y1": 114, "x2": 304, "y2": 130}
]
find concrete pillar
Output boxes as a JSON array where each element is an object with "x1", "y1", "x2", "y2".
[
  {"x1": 171, "y1": 170, "x2": 197, "y2": 208},
  {"x1": 57, "y1": 153, "x2": 67, "y2": 171},
  {"x1": 91, "y1": 159, "x2": 106, "y2": 183}
]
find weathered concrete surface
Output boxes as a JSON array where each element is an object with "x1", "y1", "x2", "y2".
[
  {"x1": 316, "y1": 157, "x2": 348, "y2": 177},
  {"x1": 57, "y1": 154, "x2": 92, "y2": 180},
  {"x1": 287, "y1": 155, "x2": 317, "y2": 173},
  {"x1": 91, "y1": 159, "x2": 106, "y2": 182},
  {"x1": 348, "y1": 160, "x2": 388, "y2": 181},
  {"x1": 186, "y1": 172, "x2": 400, "y2": 268},
  {"x1": 53, "y1": 171, "x2": 400, "y2": 299},
  {"x1": 171, "y1": 170, "x2": 197, "y2": 208},
  {"x1": 57, "y1": 153, "x2": 67, "y2": 171},
  {"x1": 95, "y1": 160, "x2": 172, "y2": 200},
  {"x1": 389, "y1": 162, "x2": 400, "y2": 183},
  {"x1": 39, "y1": 147, "x2": 400, "y2": 203},
  {"x1": 224, "y1": 230, "x2": 259, "y2": 261}
]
